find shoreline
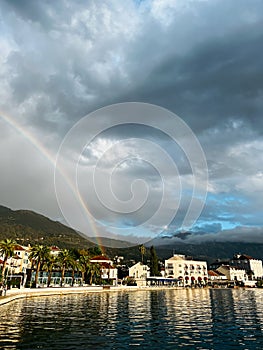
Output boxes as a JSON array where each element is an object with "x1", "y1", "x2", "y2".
[
  {"x1": 0, "y1": 285, "x2": 183, "y2": 306},
  {"x1": 0, "y1": 285, "x2": 259, "y2": 307}
]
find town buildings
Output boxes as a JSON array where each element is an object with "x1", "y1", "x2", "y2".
[
  {"x1": 129, "y1": 262, "x2": 150, "y2": 286},
  {"x1": 0, "y1": 244, "x2": 31, "y2": 287},
  {"x1": 90, "y1": 255, "x2": 118, "y2": 285},
  {"x1": 165, "y1": 254, "x2": 208, "y2": 286},
  {"x1": 209, "y1": 253, "x2": 263, "y2": 285},
  {"x1": 231, "y1": 254, "x2": 263, "y2": 280},
  {"x1": 216, "y1": 265, "x2": 247, "y2": 282}
]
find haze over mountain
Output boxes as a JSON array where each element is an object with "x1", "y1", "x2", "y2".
[{"x1": 1, "y1": 205, "x2": 263, "y2": 263}]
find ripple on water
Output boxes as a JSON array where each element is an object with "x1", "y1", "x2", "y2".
[{"x1": 0, "y1": 289, "x2": 263, "y2": 349}]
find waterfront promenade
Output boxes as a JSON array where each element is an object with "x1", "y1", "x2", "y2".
[{"x1": 0, "y1": 285, "x2": 183, "y2": 307}]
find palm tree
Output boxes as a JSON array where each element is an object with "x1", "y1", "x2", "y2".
[
  {"x1": 42, "y1": 255, "x2": 57, "y2": 287},
  {"x1": 0, "y1": 239, "x2": 17, "y2": 283},
  {"x1": 88, "y1": 263, "x2": 101, "y2": 285},
  {"x1": 57, "y1": 249, "x2": 74, "y2": 287},
  {"x1": 139, "y1": 244, "x2": 146, "y2": 264},
  {"x1": 78, "y1": 254, "x2": 90, "y2": 285},
  {"x1": 70, "y1": 259, "x2": 80, "y2": 286},
  {"x1": 29, "y1": 245, "x2": 51, "y2": 287}
]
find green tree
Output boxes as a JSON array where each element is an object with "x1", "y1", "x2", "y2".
[
  {"x1": 150, "y1": 246, "x2": 160, "y2": 276},
  {"x1": 78, "y1": 254, "x2": 91, "y2": 285},
  {"x1": 88, "y1": 263, "x2": 101, "y2": 285},
  {"x1": 29, "y1": 245, "x2": 51, "y2": 287},
  {"x1": 57, "y1": 249, "x2": 74, "y2": 287},
  {"x1": 88, "y1": 246, "x2": 102, "y2": 257},
  {"x1": 42, "y1": 255, "x2": 57, "y2": 287},
  {"x1": 70, "y1": 259, "x2": 79, "y2": 286},
  {"x1": 139, "y1": 245, "x2": 146, "y2": 264},
  {"x1": 0, "y1": 239, "x2": 17, "y2": 282}
]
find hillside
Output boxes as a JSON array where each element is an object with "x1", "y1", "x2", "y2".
[
  {"x1": 155, "y1": 242, "x2": 263, "y2": 265},
  {"x1": 1, "y1": 205, "x2": 263, "y2": 264},
  {"x1": 0, "y1": 205, "x2": 96, "y2": 250}
]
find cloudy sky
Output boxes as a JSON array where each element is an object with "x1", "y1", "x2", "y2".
[{"x1": 0, "y1": 0, "x2": 263, "y2": 244}]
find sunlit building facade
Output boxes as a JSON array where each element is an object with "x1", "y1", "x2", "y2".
[{"x1": 165, "y1": 254, "x2": 208, "y2": 286}]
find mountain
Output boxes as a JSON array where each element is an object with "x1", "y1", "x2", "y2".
[
  {"x1": 149, "y1": 233, "x2": 263, "y2": 263},
  {"x1": 87, "y1": 236, "x2": 135, "y2": 248},
  {"x1": 0, "y1": 205, "x2": 143, "y2": 260},
  {"x1": 1, "y1": 205, "x2": 262, "y2": 264},
  {"x1": 0, "y1": 205, "x2": 96, "y2": 250}
]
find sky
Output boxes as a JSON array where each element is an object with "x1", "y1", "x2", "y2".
[{"x1": 0, "y1": 0, "x2": 263, "y2": 245}]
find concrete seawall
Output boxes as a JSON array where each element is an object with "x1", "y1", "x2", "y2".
[{"x1": 0, "y1": 285, "x2": 184, "y2": 306}]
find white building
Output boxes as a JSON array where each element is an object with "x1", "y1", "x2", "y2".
[
  {"x1": 50, "y1": 246, "x2": 61, "y2": 256},
  {"x1": 90, "y1": 255, "x2": 118, "y2": 285},
  {"x1": 165, "y1": 254, "x2": 208, "y2": 286},
  {"x1": 0, "y1": 244, "x2": 31, "y2": 287},
  {"x1": 231, "y1": 254, "x2": 263, "y2": 280},
  {"x1": 129, "y1": 262, "x2": 150, "y2": 286},
  {"x1": 217, "y1": 265, "x2": 247, "y2": 282}
]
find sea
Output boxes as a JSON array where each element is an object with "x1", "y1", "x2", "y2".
[{"x1": 0, "y1": 288, "x2": 263, "y2": 349}]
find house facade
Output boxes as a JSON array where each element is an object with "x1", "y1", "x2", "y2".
[
  {"x1": 230, "y1": 254, "x2": 263, "y2": 280},
  {"x1": 165, "y1": 255, "x2": 208, "y2": 286},
  {"x1": 129, "y1": 262, "x2": 150, "y2": 286},
  {"x1": 0, "y1": 244, "x2": 31, "y2": 287},
  {"x1": 90, "y1": 255, "x2": 118, "y2": 285},
  {"x1": 217, "y1": 265, "x2": 247, "y2": 282}
]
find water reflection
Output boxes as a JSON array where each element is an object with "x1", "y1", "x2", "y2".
[
  {"x1": 210, "y1": 289, "x2": 263, "y2": 349},
  {"x1": 0, "y1": 289, "x2": 263, "y2": 349}
]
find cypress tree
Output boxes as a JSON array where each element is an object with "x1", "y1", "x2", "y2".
[{"x1": 150, "y1": 245, "x2": 160, "y2": 276}]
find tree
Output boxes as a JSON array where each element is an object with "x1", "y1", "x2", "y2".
[
  {"x1": 139, "y1": 245, "x2": 146, "y2": 264},
  {"x1": 70, "y1": 259, "x2": 79, "y2": 286},
  {"x1": 57, "y1": 249, "x2": 74, "y2": 287},
  {"x1": 29, "y1": 245, "x2": 51, "y2": 287},
  {"x1": 0, "y1": 239, "x2": 17, "y2": 282},
  {"x1": 42, "y1": 255, "x2": 57, "y2": 287},
  {"x1": 78, "y1": 253, "x2": 91, "y2": 285},
  {"x1": 88, "y1": 246, "x2": 102, "y2": 257},
  {"x1": 150, "y1": 246, "x2": 160, "y2": 276},
  {"x1": 88, "y1": 263, "x2": 101, "y2": 285}
]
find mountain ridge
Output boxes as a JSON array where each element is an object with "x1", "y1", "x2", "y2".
[{"x1": 1, "y1": 205, "x2": 263, "y2": 262}]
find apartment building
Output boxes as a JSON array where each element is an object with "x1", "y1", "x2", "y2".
[{"x1": 165, "y1": 254, "x2": 208, "y2": 285}]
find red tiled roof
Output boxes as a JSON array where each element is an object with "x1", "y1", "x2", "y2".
[
  {"x1": 208, "y1": 270, "x2": 219, "y2": 276},
  {"x1": 14, "y1": 245, "x2": 25, "y2": 251},
  {"x1": 90, "y1": 255, "x2": 110, "y2": 261},
  {"x1": 239, "y1": 254, "x2": 253, "y2": 260},
  {"x1": 50, "y1": 246, "x2": 60, "y2": 251}
]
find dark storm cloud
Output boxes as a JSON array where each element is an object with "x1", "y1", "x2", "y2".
[
  {"x1": 122, "y1": 24, "x2": 263, "y2": 134},
  {"x1": 0, "y1": 0, "x2": 263, "y2": 241}
]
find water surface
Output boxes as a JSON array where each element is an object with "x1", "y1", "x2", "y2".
[{"x1": 0, "y1": 288, "x2": 263, "y2": 349}]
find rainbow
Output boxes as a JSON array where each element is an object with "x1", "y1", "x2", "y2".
[{"x1": 0, "y1": 111, "x2": 105, "y2": 252}]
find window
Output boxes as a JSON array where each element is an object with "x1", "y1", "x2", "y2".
[{"x1": 167, "y1": 263, "x2": 173, "y2": 269}]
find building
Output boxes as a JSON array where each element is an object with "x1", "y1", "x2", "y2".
[
  {"x1": 216, "y1": 265, "x2": 247, "y2": 282},
  {"x1": 210, "y1": 254, "x2": 263, "y2": 281},
  {"x1": 165, "y1": 254, "x2": 208, "y2": 286},
  {"x1": 230, "y1": 254, "x2": 263, "y2": 280},
  {"x1": 90, "y1": 255, "x2": 118, "y2": 285},
  {"x1": 50, "y1": 246, "x2": 61, "y2": 256},
  {"x1": 129, "y1": 262, "x2": 150, "y2": 286},
  {"x1": 0, "y1": 244, "x2": 31, "y2": 287}
]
